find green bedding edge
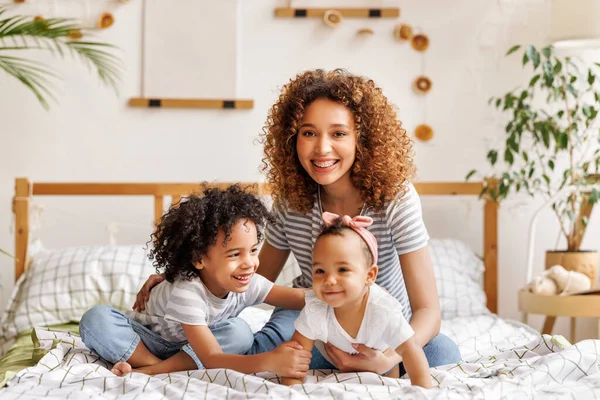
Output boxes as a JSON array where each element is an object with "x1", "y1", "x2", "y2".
[{"x1": 0, "y1": 323, "x2": 80, "y2": 387}]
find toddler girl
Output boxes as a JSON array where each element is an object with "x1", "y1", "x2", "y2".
[
  {"x1": 281, "y1": 212, "x2": 431, "y2": 388},
  {"x1": 80, "y1": 185, "x2": 311, "y2": 378}
]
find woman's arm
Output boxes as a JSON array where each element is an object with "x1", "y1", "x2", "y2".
[
  {"x1": 264, "y1": 286, "x2": 306, "y2": 310},
  {"x1": 396, "y1": 337, "x2": 431, "y2": 388},
  {"x1": 257, "y1": 242, "x2": 290, "y2": 283},
  {"x1": 182, "y1": 324, "x2": 311, "y2": 377},
  {"x1": 399, "y1": 246, "x2": 441, "y2": 347},
  {"x1": 281, "y1": 331, "x2": 315, "y2": 386},
  {"x1": 133, "y1": 273, "x2": 165, "y2": 311}
]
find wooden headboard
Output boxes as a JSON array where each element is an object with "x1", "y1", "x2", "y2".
[{"x1": 12, "y1": 178, "x2": 498, "y2": 313}]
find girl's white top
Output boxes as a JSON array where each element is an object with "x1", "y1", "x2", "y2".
[{"x1": 294, "y1": 283, "x2": 414, "y2": 366}]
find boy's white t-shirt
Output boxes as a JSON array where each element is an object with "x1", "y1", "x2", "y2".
[
  {"x1": 127, "y1": 274, "x2": 273, "y2": 342},
  {"x1": 294, "y1": 284, "x2": 414, "y2": 366}
]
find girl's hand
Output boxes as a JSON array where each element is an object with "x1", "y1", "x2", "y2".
[
  {"x1": 132, "y1": 273, "x2": 165, "y2": 311},
  {"x1": 398, "y1": 337, "x2": 431, "y2": 388},
  {"x1": 269, "y1": 341, "x2": 312, "y2": 379},
  {"x1": 324, "y1": 343, "x2": 401, "y2": 374}
]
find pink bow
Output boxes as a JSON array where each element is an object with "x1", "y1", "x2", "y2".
[{"x1": 322, "y1": 211, "x2": 378, "y2": 264}]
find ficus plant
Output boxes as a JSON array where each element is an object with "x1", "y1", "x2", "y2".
[{"x1": 467, "y1": 44, "x2": 600, "y2": 251}]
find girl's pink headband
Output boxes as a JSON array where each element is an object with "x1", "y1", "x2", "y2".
[{"x1": 322, "y1": 211, "x2": 378, "y2": 265}]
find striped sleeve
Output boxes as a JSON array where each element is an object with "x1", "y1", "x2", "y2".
[
  {"x1": 389, "y1": 183, "x2": 430, "y2": 255},
  {"x1": 265, "y1": 202, "x2": 291, "y2": 250},
  {"x1": 164, "y1": 280, "x2": 208, "y2": 326}
]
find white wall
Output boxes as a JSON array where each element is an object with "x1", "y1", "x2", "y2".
[{"x1": 1, "y1": 0, "x2": 599, "y2": 341}]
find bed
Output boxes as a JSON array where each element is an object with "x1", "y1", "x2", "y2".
[{"x1": 1, "y1": 178, "x2": 599, "y2": 399}]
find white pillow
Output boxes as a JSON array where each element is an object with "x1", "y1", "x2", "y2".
[
  {"x1": 429, "y1": 239, "x2": 489, "y2": 319},
  {"x1": 0, "y1": 245, "x2": 154, "y2": 355}
]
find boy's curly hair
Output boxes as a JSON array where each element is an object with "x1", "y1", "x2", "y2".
[
  {"x1": 260, "y1": 69, "x2": 415, "y2": 214},
  {"x1": 148, "y1": 184, "x2": 275, "y2": 283}
]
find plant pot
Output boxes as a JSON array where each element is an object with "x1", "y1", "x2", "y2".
[{"x1": 545, "y1": 250, "x2": 598, "y2": 287}]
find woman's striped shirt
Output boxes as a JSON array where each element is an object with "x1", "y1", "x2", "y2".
[{"x1": 265, "y1": 183, "x2": 429, "y2": 321}]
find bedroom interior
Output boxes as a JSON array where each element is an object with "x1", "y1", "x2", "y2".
[{"x1": 1, "y1": 0, "x2": 600, "y2": 398}]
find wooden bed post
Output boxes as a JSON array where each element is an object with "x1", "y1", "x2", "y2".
[
  {"x1": 13, "y1": 178, "x2": 31, "y2": 282},
  {"x1": 153, "y1": 195, "x2": 164, "y2": 226},
  {"x1": 484, "y1": 179, "x2": 498, "y2": 314}
]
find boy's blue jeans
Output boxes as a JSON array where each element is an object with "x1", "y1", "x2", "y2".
[
  {"x1": 79, "y1": 305, "x2": 254, "y2": 369},
  {"x1": 80, "y1": 305, "x2": 461, "y2": 372}
]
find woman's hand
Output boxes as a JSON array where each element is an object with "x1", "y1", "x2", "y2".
[
  {"x1": 132, "y1": 273, "x2": 165, "y2": 311},
  {"x1": 324, "y1": 343, "x2": 401, "y2": 374}
]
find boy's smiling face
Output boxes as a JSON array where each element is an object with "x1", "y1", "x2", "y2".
[{"x1": 194, "y1": 219, "x2": 260, "y2": 298}]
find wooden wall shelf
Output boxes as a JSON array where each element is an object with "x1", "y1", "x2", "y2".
[
  {"x1": 274, "y1": 8, "x2": 400, "y2": 18},
  {"x1": 128, "y1": 98, "x2": 254, "y2": 109}
]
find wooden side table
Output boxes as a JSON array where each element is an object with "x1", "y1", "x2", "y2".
[{"x1": 518, "y1": 290, "x2": 600, "y2": 343}]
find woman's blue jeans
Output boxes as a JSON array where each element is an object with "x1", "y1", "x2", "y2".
[{"x1": 247, "y1": 307, "x2": 461, "y2": 371}]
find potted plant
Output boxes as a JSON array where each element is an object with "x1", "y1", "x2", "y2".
[
  {"x1": 467, "y1": 44, "x2": 600, "y2": 286},
  {"x1": 0, "y1": 6, "x2": 121, "y2": 109}
]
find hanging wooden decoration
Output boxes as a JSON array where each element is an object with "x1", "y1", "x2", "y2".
[
  {"x1": 393, "y1": 24, "x2": 412, "y2": 41},
  {"x1": 411, "y1": 34, "x2": 429, "y2": 52},
  {"x1": 13, "y1": 0, "x2": 125, "y2": 32},
  {"x1": 357, "y1": 28, "x2": 374, "y2": 35},
  {"x1": 68, "y1": 29, "x2": 83, "y2": 40},
  {"x1": 323, "y1": 10, "x2": 343, "y2": 27},
  {"x1": 415, "y1": 124, "x2": 434, "y2": 142},
  {"x1": 413, "y1": 76, "x2": 432, "y2": 95},
  {"x1": 33, "y1": 15, "x2": 48, "y2": 27},
  {"x1": 97, "y1": 12, "x2": 115, "y2": 29}
]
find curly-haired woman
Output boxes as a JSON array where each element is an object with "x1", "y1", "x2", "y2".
[
  {"x1": 80, "y1": 185, "x2": 311, "y2": 378},
  {"x1": 136, "y1": 70, "x2": 460, "y2": 376}
]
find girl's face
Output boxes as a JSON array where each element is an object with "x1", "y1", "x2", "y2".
[
  {"x1": 311, "y1": 230, "x2": 377, "y2": 309},
  {"x1": 296, "y1": 98, "x2": 357, "y2": 189},
  {"x1": 194, "y1": 219, "x2": 260, "y2": 298}
]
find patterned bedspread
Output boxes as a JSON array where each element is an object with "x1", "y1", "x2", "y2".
[{"x1": 1, "y1": 313, "x2": 599, "y2": 399}]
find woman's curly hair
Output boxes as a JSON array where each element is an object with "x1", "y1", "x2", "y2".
[
  {"x1": 148, "y1": 184, "x2": 275, "y2": 283},
  {"x1": 260, "y1": 69, "x2": 415, "y2": 213}
]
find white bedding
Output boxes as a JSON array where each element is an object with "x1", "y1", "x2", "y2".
[{"x1": 1, "y1": 311, "x2": 599, "y2": 399}]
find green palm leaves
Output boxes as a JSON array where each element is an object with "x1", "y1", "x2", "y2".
[{"x1": 0, "y1": 6, "x2": 122, "y2": 109}]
